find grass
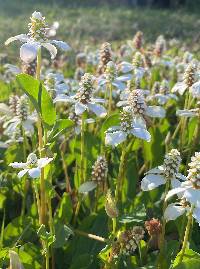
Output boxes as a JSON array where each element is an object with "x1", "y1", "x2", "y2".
[{"x1": 0, "y1": 0, "x2": 200, "y2": 60}]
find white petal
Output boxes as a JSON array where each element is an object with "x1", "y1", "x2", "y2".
[
  {"x1": 51, "y1": 40, "x2": 71, "y2": 51},
  {"x1": 119, "y1": 61, "x2": 133, "y2": 73},
  {"x1": 141, "y1": 174, "x2": 166, "y2": 191},
  {"x1": 117, "y1": 74, "x2": 132, "y2": 81},
  {"x1": 75, "y1": 102, "x2": 87, "y2": 115},
  {"x1": 54, "y1": 95, "x2": 74, "y2": 103},
  {"x1": 88, "y1": 103, "x2": 107, "y2": 118},
  {"x1": 176, "y1": 173, "x2": 187, "y2": 181},
  {"x1": 105, "y1": 131, "x2": 126, "y2": 147},
  {"x1": 146, "y1": 106, "x2": 166, "y2": 118},
  {"x1": 112, "y1": 80, "x2": 126, "y2": 90},
  {"x1": 146, "y1": 167, "x2": 163, "y2": 175},
  {"x1": 184, "y1": 188, "x2": 200, "y2": 205},
  {"x1": 5, "y1": 34, "x2": 29, "y2": 45},
  {"x1": 23, "y1": 120, "x2": 34, "y2": 134},
  {"x1": 132, "y1": 116, "x2": 147, "y2": 129},
  {"x1": 190, "y1": 81, "x2": 200, "y2": 98},
  {"x1": 172, "y1": 82, "x2": 187, "y2": 95},
  {"x1": 18, "y1": 169, "x2": 29, "y2": 178},
  {"x1": 9, "y1": 162, "x2": 28, "y2": 169},
  {"x1": 20, "y1": 42, "x2": 39, "y2": 63},
  {"x1": 165, "y1": 186, "x2": 189, "y2": 201},
  {"x1": 193, "y1": 208, "x2": 200, "y2": 225},
  {"x1": 131, "y1": 128, "x2": 151, "y2": 142},
  {"x1": 164, "y1": 204, "x2": 186, "y2": 221},
  {"x1": 134, "y1": 67, "x2": 145, "y2": 79},
  {"x1": 42, "y1": 43, "x2": 57, "y2": 59},
  {"x1": 37, "y1": 158, "x2": 53, "y2": 168},
  {"x1": 176, "y1": 109, "x2": 197, "y2": 117},
  {"x1": 28, "y1": 168, "x2": 41, "y2": 178}
]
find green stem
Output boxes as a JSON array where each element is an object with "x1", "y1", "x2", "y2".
[
  {"x1": 108, "y1": 83, "x2": 113, "y2": 115},
  {"x1": 157, "y1": 179, "x2": 170, "y2": 269},
  {"x1": 21, "y1": 127, "x2": 28, "y2": 216},
  {"x1": 178, "y1": 205, "x2": 194, "y2": 264},
  {"x1": 80, "y1": 115, "x2": 85, "y2": 184},
  {"x1": 112, "y1": 218, "x2": 117, "y2": 235},
  {"x1": 115, "y1": 142, "x2": 127, "y2": 203},
  {"x1": 74, "y1": 229, "x2": 106, "y2": 243},
  {"x1": 46, "y1": 249, "x2": 49, "y2": 269}
]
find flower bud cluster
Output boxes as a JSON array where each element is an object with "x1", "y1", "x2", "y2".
[
  {"x1": 160, "y1": 80, "x2": 170, "y2": 95},
  {"x1": 28, "y1": 11, "x2": 48, "y2": 41},
  {"x1": 128, "y1": 90, "x2": 146, "y2": 116},
  {"x1": 152, "y1": 81, "x2": 160, "y2": 94},
  {"x1": 184, "y1": 63, "x2": 196, "y2": 87},
  {"x1": 133, "y1": 31, "x2": 143, "y2": 50},
  {"x1": 187, "y1": 152, "x2": 200, "y2": 188},
  {"x1": 16, "y1": 96, "x2": 28, "y2": 122},
  {"x1": 154, "y1": 35, "x2": 166, "y2": 57},
  {"x1": 9, "y1": 94, "x2": 19, "y2": 115},
  {"x1": 22, "y1": 60, "x2": 36, "y2": 76},
  {"x1": 27, "y1": 153, "x2": 38, "y2": 166},
  {"x1": 105, "y1": 190, "x2": 118, "y2": 218},
  {"x1": 105, "y1": 61, "x2": 117, "y2": 83},
  {"x1": 98, "y1": 42, "x2": 112, "y2": 74},
  {"x1": 163, "y1": 149, "x2": 181, "y2": 179},
  {"x1": 75, "y1": 73, "x2": 94, "y2": 104},
  {"x1": 120, "y1": 110, "x2": 133, "y2": 133},
  {"x1": 92, "y1": 156, "x2": 108, "y2": 183},
  {"x1": 132, "y1": 52, "x2": 144, "y2": 68}
]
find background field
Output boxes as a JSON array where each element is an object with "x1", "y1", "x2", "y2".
[{"x1": 1, "y1": 0, "x2": 200, "y2": 59}]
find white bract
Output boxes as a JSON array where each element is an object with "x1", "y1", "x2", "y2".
[
  {"x1": 164, "y1": 198, "x2": 200, "y2": 226},
  {"x1": 105, "y1": 109, "x2": 151, "y2": 147},
  {"x1": 5, "y1": 11, "x2": 70, "y2": 63},
  {"x1": 54, "y1": 73, "x2": 107, "y2": 117},
  {"x1": 9, "y1": 153, "x2": 53, "y2": 179},
  {"x1": 166, "y1": 152, "x2": 200, "y2": 206},
  {"x1": 141, "y1": 149, "x2": 184, "y2": 191}
]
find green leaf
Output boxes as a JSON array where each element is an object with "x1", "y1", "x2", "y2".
[
  {"x1": 16, "y1": 74, "x2": 56, "y2": 127},
  {"x1": 101, "y1": 113, "x2": 120, "y2": 139},
  {"x1": 78, "y1": 181, "x2": 97, "y2": 193},
  {"x1": 48, "y1": 119, "x2": 74, "y2": 142},
  {"x1": 58, "y1": 193, "x2": 73, "y2": 223},
  {"x1": 173, "y1": 248, "x2": 200, "y2": 268},
  {"x1": 53, "y1": 222, "x2": 74, "y2": 248}
]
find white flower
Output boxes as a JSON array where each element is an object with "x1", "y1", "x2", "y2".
[
  {"x1": 98, "y1": 61, "x2": 131, "y2": 91},
  {"x1": 5, "y1": 11, "x2": 70, "y2": 63},
  {"x1": 9, "y1": 153, "x2": 53, "y2": 179},
  {"x1": 118, "y1": 89, "x2": 166, "y2": 119},
  {"x1": 54, "y1": 73, "x2": 107, "y2": 117},
  {"x1": 141, "y1": 149, "x2": 185, "y2": 191},
  {"x1": 190, "y1": 81, "x2": 200, "y2": 99},
  {"x1": 44, "y1": 72, "x2": 69, "y2": 98},
  {"x1": 105, "y1": 109, "x2": 151, "y2": 147},
  {"x1": 164, "y1": 199, "x2": 200, "y2": 226},
  {"x1": 166, "y1": 152, "x2": 200, "y2": 207}
]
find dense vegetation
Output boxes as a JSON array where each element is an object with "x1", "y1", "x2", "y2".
[{"x1": 1, "y1": 4, "x2": 200, "y2": 269}]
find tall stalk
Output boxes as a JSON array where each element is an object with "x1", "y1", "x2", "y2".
[
  {"x1": 178, "y1": 206, "x2": 194, "y2": 264},
  {"x1": 157, "y1": 180, "x2": 170, "y2": 269},
  {"x1": 80, "y1": 114, "x2": 85, "y2": 184},
  {"x1": 36, "y1": 49, "x2": 46, "y2": 225},
  {"x1": 108, "y1": 83, "x2": 113, "y2": 115}
]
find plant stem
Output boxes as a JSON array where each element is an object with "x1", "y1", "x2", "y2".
[
  {"x1": 112, "y1": 218, "x2": 117, "y2": 235},
  {"x1": 46, "y1": 250, "x2": 49, "y2": 269},
  {"x1": 108, "y1": 83, "x2": 113, "y2": 115},
  {"x1": 74, "y1": 229, "x2": 106, "y2": 243},
  {"x1": 178, "y1": 205, "x2": 194, "y2": 264},
  {"x1": 21, "y1": 127, "x2": 28, "y2": 216},
  {"x1": 115, "y1": 142, "x2": 126, "y2": 202},
  {"x1": 157, "y1": 179, "x2": 170, "y2": 269},
  {"x1": 36, "y1": 48, "x2": 46, "y2": 226},
  {"x1": 80, "y1": 115, "x2": 85, "y2": 184}
]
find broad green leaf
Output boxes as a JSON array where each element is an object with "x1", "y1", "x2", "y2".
[
  {"x1": 173, "y1": 248, "x2": 200, "y2": 268},
  {"x1": 16, "y1": 74, "x2": 56, "y2": 127},
  {"x1": 101, "y1": 113, "x2": 120, "y2": 139},
  {"x1": 53, "y1": 222, "x2": 74, "y2": 248},
  {"x1": 58, "y1": 193, "x2": 73, "y2": 223}
]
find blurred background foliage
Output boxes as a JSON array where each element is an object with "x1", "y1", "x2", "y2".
[{"x1": 0, "y1": 0, "x2": 200, "y2": 61}]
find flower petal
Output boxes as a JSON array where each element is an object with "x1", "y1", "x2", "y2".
[
  {"x1": 176, "y1": 109, "x2": 197, "y2": 117},
  {"x1": 28, "y1": 168, "x2": 41, "y2": 178},
  {"x1": 51, "y1": 40, "x2": 71, "y2": 51},
  {"x1": 164, "y1": 204, "x2": 186, "y2": 221},
  {"x1": 9, "y1": 162, "x2": 28, "y2": 169},
  {"x1": 88, "y1": 103, "x2": 107, "y2": 118},
  {"x1": 165, "y1": 186, "x2": 190, "y2": 201},
  {"x1": 20, "y1": 42, "x2": 39, "y2": 63},
  {"x1": 131, "y1": 127, "x2": 151, "y2": 142},
  {"x1": 105, "y1": 130, "x2": 126, "y2": 147},
  {"x1": 141, "y1": 174, "x2": 166, "y2": 191},
  {"x1": 42, "y1": 43, "x2": 57, "y2": 59},
  {"x1": 37, "y1": 158, "x2": 53, "y2": 168},
  {"x1": 184, "y1": 188, "x2": 200, "y2": 205},
  {"x1": 146, "y1": 106, "x2": 166, "y2": 118},
  {"x1": 171, "y1": 82, "x2": 187, "y2": 95},
  {"x1": 75, "y1": 102, "x2": 87, "y2": 115},
  {"x1": 5, "y1": 34, "x2": 29, "y2": 45},
  {"x1": 18, "y1": 169, "x2": 29, "y2": 178},
  {"x1": 193, "y1": 208, "x2": 200, "y2": 225}
]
